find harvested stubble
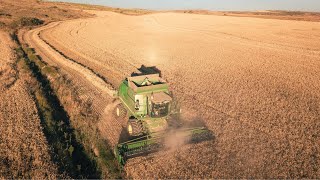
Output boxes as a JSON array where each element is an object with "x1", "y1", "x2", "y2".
[{"x1": 0, "y1": 31, "x2": 58, "y2": 178}]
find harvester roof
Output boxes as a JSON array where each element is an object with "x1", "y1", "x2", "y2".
[{"x1": 151, "y1": 91, "x2": 172, "y2": 103}]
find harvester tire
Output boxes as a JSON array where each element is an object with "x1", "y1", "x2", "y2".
[
  {"x1": 127, "y1": 119, "x2": 143, "y2": 137},
  {"x1": 115, "y1": 104, "x2": 127, "y2": 119}
]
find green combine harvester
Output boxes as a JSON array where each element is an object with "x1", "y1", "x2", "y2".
[{"x1": 113, "y1": 73, "x2": 212, "y2": 167}]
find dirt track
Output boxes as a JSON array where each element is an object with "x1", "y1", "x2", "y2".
[
  {"x1": 25, "y1": 11, "x2": 320, "y2": 178},
  {"x1": 0, "y1": 31, "x2": 58, "y2": 178},
  {"x1": 23, "y1": 20, "x2": 126, "y2": 148}
]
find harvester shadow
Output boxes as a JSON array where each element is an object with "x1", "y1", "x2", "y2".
[
  {"x1": 131, "y1": 65, "x2": 162, "y2": 77},
  {"x1": 118, "y1": 127, "x2": 131, "y2": 144}
]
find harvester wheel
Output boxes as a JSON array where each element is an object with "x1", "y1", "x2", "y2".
[
  {"x1": 115, "y1": 104, "x2": 126, "y2": 119},
  {"x1": 127, "y1": 119, "x2": 143, "y2": 137}
]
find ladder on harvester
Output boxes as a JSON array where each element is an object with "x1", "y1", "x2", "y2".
[{"x1": 114, "y1": 127, "x2": 213, "y2": 167}]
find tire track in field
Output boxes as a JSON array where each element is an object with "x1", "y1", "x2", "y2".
[
  {"x1": 42, "y1": 20, "x2": 135, "y2": 87},
  {"x1": 66, "y1": 19, "x2": 139, "y2": 75},
  {"x1": 25, "y1": 22, "x2": 116, "y2": 96},
  {"x1": 24, "y1": 23, "x2": 108, "y2": 117},
  {"x1": 24, "y1": 22, "x2": 129, "y2": 148}
]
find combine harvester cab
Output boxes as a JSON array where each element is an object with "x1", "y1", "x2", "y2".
[{"x1": 114, "y1": 73, "x2": 212, "y2": 167}]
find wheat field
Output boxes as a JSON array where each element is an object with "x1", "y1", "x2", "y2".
[{"x1": 23, "y1": 11, "x2": 320, "y2": 178}]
